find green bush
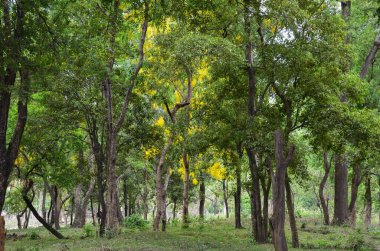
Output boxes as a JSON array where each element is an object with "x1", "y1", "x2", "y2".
[
  {"x1": 29, "y1": 231, "x2": 40, "y2": 240},
  {"x1": 123, "y1": 214, "x2": 147, "y2": 229},
  {"x1": 82, "y1": 223, "x2": 95, "y2": 238},
  {"x1": 347, "y1": 231, "x2": 365, "y2": 251}
]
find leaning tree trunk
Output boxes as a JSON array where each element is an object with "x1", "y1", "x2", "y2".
[
  {"x1": 22, "y1": 181, "x2": 65, "y2": 239},
  {"x1": 270, "y1": 130, "x2": 295, "y2": 251},
  {"x1": 319, "y1": 152, "x2": 331, "y2": 225},
  {"x1": 182, "y1": 152, "x2": 190, "y2": 227},
  {"x1": 332, "y1": 154, "x2": 349, "y2": 225},
  {"x1": 285, "y1": 176, "x2": 299, "y2": 248},
  {"x1": 364, "y1": 176, "x2": 372, "y2": 230},
  {"x1": 348, "y1": 164, "x2": 361, "y2": 226}
]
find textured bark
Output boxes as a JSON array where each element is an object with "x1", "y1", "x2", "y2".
[
  {"x1": 364, "y1": 176, "x2": 372, "y2": 230},
  {"x1": 182, "y1": 152, "x2": 190, "y2": 227},
  {"x1": 173, "y1": 198, "x2": 177, "y2": 220},
  {"x1": 285, "y1": 176, "x2": 299, "y2": 248},
  {"x1": 270, "y1": 130, "x2": 295, "y2": 251},
  {"x1": 348, "y1": 164, "x2": 361, "y2": 226},
  {"x1": 41, "y1": 183, "x2": 47, "y2": 221},
  {"x1": 332, "y1": 154, "x2": 349, "y2": 225},
  {"x1": 319, "y1": 152, "x2": 331, "y2": 225}
]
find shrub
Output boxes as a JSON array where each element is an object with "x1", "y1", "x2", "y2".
[
  {"x1": 347, "y1": 231, "x2": 365, "y2": 251},
  {"x1": 83, "y1": 223, "x2": 95, "y2": 238},
  {"x1": 123, "y1": 214, "x2": 147, "y2": 229},
  {"x1": 29, "y1": 231, "x2": 40, "y2": 240}
]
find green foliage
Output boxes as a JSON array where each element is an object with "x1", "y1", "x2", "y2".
[
  {"x1": 123, "y1": 214, "x2": 148, "y2": 229},
  {"x1": 348, "y1": 230, "x2": 365, "y2": 251},
  {"x1": 82, "y1": 224, "x2": 95, "y2": 238},
  {"x1": 29, "y1": 231, "x2": 40, "y2": 240}
]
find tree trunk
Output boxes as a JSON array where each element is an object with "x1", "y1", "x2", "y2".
[
  {"x1": 332, "y1": 154, "x2": 349, "y2": 225},
  {"x1": 22, "y1": 181, "x2": 65, "y2": 239},
  {"x1": 364, "y1": 176, "x2": 372, "y2": 230},
  {"x1": 199, "y1": 172, "x2": 205, "y2": 219},
  {"x1": 234, "y1": 165, "x2": 243, "y2": 228},
  {"x1": 182, "y1": 152, "x2": 190, "y2": 227},
  {"x1": 173, "y1": 198, "x2": 177, "y2": 220},
  {"x1": 247, "y1": 149, "x2": 266, "y2": 242},
  {"x1": 348, "y1": 164, "x2": 361, "y2": 226},
  {"x1": 41, "y1": 183, "x2": 47, "y2": 221},
  {"x1": 285, "y1": 176, "x2": 299, "y2": 248},
  {"x1": 222, "y1": 180, "x2": 229, "y2": 218},
  {"x1": 143, "y1": 168, "x2": 149, "y2": 220},
  {"x1": 23, "y1": 209, "x2": 31, "y2": 229},
  {"x1": 319, "y1": 152, "x2": 331, "y2": 225},
  {"x1": 0, "y1": 1, "x2": 29, "y2": 215},
  {"x1": 0, "y1": 217, "x2": 5, "y2": 250},
  {"x1": 270, "y1": 130, "x2": 295, "y2": 251}
]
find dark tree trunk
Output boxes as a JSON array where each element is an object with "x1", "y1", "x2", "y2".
[
  {"x1": 0, "y1": 0, "x2": 29, "y2": 215},
  {"x1": 332, "y1": 154, "x2": 349, "y2": 225},
  {"x1": 364, "y1": 176, "x2": 372, "y2": 230},
  {"x1": 222, "y1": 180, "x2": 229, "y2": 218},
  {"x1": 270, "y1": 130, "x2": 295, "y2": 251},
  {"x1": 123, "y1": 176, "x2": 128, "y2": 217},
  {"x1": 22, "y1": 181, "x2": 65, "y2": 239},
  {"x1": 199, "y1": 172, "x2": 205, "y2": 219},
  {"x1": 182, "y1": 152, "x2": 190, "y2": 227},
  {"x1": 173, "y1": 198, "x2": 177, "y2": 220},
  {"x1": 348, "y1": 164, "x2": 361, "y2": 226},
  {"x1": 319, "y1": 152, "x2": 331, "y2": 225},
  {"x1": 285, "y1": 176, "x2": 299, "y2": 248},
  {"x1": 234, "y1": 165, "x2": 243, "y2": 228},
  {"x1": 90, "y1": 197, "x2": 96, "y2": 226},
  {"x1": 23, "y1": 209, "x2": 31, "y2": 229}
]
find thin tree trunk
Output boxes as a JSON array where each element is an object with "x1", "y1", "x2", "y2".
[
  {"x1": 182, "y1": 151, "x2": 190, "y2": 227},
  {"x1": 22, "y1": 181, "x2": 65, "y2": 239},
  {"x1": 332, "y1": 154, "x2": 349, "y2": 225},
  {"x1": 364, "y1": 176, "x2": 372, "y2": 230},
  {"x1": 199, "y1": 172, "x2": 205, "y2": 219},
  {"x1": 234, "y1": 165, "x2": 243, "y2": 228},
  {"x1": 319, "y1": 152, "x2": 331, "y2": 225},
  {"x1": 222, "y1": 179, "x2": 229, "y2": 218},
  {"x1": 285, "y1": 176, "x2": 299, "y2": 248},
  {"x1": 173, "y1": 198, "x2": 177, "y2": 220},
  {"x1": 42, "y1": 183, "x2": 47, "y2": 221},
  {"x1": 143, "y1": 168, "x2": 148, "y2": 220}
]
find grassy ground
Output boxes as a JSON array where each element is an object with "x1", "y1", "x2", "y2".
[{"x1": 4, "y1": 217, "x2": 380, "y2": 251}]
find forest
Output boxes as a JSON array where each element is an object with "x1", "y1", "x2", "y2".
[{"x1": 0, "y1": 0, "x2": 380, "y2": 250}]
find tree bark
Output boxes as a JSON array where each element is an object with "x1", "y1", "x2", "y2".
[
  {"x1": 285, "y1": 176, "x2": 299, "y2": 248},
  {"x1": 182, "y1": 152, "x2": 190, "y2": 227},
  {"x1": 332, "y1": 154, "x2": 349, "y2": 225},
  {"x1": 364, "y1": 176, "x2": 372, "y2": 230},
  {"x1": 199, "y1": 172, "x2": 205, "y2": 219},
  {"x1": 234, "y1": 164, "x2": 243, "y2": 228},
  {"x1": 319, "y1": 152, "x2": 331, "y2": 225},
  {"x1": 270, "y1": 130, "x2": 295, "y2": 251},
  {"x1": 348, "y1": 164, "x2": 361, "y2": 226},
  {"x1": 222, "y1": 179, "x2": 229, "y2": 218},
  {"x1": 360, "y1": 33, "x2": 380, "y2": 79},
  {"x1": 0, "y1": 0, "x2": 29, "y2": 215},
  {"x1": 22, "y1": 181, "x2": 65, "y2": 239},
  {"x1": 143, "y1": 168, "x2": 149, "y2": 220}
]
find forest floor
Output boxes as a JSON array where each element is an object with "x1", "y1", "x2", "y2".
[{"x1": 4, "y1": 217, "x2": 380, "y2": 251}]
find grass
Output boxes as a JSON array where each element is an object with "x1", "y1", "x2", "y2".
[{"x1": 4, "y1": 217, "x2": 380, "y2": 251}]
